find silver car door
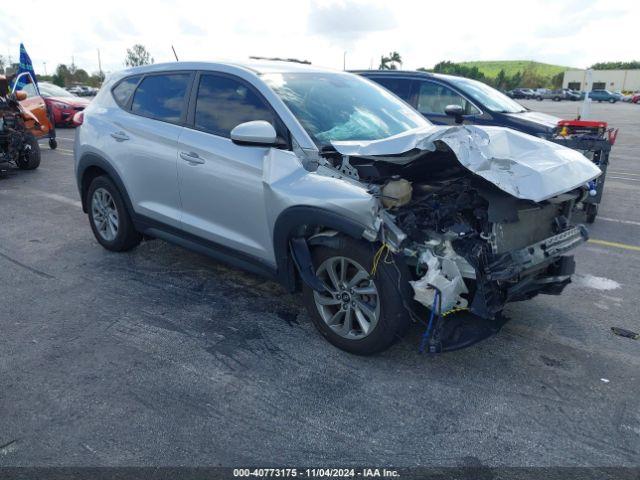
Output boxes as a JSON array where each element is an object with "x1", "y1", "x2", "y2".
[
  {"x1": 109, "y1": 72, "x2": 193, "y2": 228},
  {"x1": 177, "y1": 72, "x2": 284, "y2": 262}
]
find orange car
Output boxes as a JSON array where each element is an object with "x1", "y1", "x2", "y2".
[{"x1": 10, "y1": 71, "x2": 57, "y2": 149}]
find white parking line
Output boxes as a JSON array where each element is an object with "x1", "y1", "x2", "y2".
[
  {"x1": 608, "y1": 176, "x2": 640, "y2": 183},
  {"x1": 609, "y1": 171, "x2": 640, "y2": 176},
  {"x1": 29, "y1": 191, "x2": 82, "y2": 208},
  {"x1": 597, "y1": 216, "x2": 640, "y2": 227}
]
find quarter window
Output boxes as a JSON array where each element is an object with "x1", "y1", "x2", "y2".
[
  {"x1": 131, "y1": 73, "x2": 191, "y2": 123},
  {"x1": 194, "y1": 74, "x2": 275, "y2": 138},
  {"x1": 417, "y1": 81, "x2": 479, "y2": 115},
  {"x1": 112, "y1": 76, "x2": 141, "y2": 107}
]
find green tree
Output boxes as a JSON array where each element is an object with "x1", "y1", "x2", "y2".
[
  {"x1": 379, "y1": 51, "x2": 402, "y2": 70},
  {"x1": 494, "y1": 69, "x2": 507, "y2": 90},
  {"x1": 125, "y1": 44, "x2": 154, "y2": 67},
  {"x1": 551, "y1": 71, "x2": 564, "y2": 89},
  {"x1": 590, "y1": 61, "x2": 640, "y2": 70},
  {"x1": 52, "y1": 64, "x2": 70, "y2": 87}
]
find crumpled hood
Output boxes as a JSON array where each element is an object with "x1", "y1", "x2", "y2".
[{"x1": 331, "y1": 125, "x2": 601, "y2": 203}]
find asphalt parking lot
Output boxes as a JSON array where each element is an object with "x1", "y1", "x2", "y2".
[{"x1": 1, "y1": 100, "x2": 639, "y2": 467}]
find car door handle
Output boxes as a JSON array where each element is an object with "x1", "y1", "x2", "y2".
[
  {"x1": 110, "y1": 131, "x2": 129, "y2": 142},
  {"x1": 179, "y1": 151, "x2": 205, "y2": 164}
]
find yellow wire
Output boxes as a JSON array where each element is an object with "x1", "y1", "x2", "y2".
[
  {"x1": 441, "y1": 307, "x2": 469, "y2": 318},
  {"x1": 371, "y1": 243, "x2": 389, "y2": 276}
]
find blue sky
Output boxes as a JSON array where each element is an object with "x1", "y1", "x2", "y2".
[{"x1": 2, "y1": 0, "x2": 638, "y2": 75}]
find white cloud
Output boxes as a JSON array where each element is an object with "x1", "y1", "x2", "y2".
[{"x1": 2, "y1": 0, "x2": 638, "y2": 76}]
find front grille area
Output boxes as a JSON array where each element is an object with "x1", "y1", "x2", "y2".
[{"x1": 492, "y1": 203, "x2": 563, "y2": 253}]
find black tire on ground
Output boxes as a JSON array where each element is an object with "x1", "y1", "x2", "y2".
[
  {"x1": 15, "y1": 133, "x2": 41, "y2": 170},
  {"x1": 585, "y1": 203, "x2": 598, "y2": 224},
  {"x1": 609, "y1": 98, "x2": 616, "y2": 103},
  {"x1": 302, "y1": 236, "x2": 412, "y2": 355},
  {"x1": 86, "y1": 175, "x2": 142, "y2": 252},
  {"x1": 537, "y1": 96, "x2": 543, "y2": 101}
]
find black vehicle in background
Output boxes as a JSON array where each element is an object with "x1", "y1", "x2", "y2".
[
  {"x1": 507, "y1": 88, "x2": 536, "y2": 99},
  {"x1": 356, "y1": 70, "x2": 560, "y2": 137}
]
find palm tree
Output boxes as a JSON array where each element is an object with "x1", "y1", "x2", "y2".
[{"x1": 379, "y1": 51, "x2": 403, "y2": 70}]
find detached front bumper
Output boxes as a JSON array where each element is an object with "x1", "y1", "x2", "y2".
[
  {"x1": 470, "y1": 226, "x2": 588, "y2": 318},
  {"x1": 486, "y1": 225, "x2": 588, "y2": 282}
]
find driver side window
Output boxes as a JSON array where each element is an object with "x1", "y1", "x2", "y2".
[
  {"x1": 194, "y1": 74, "x2": 276, "y2": 138},
  {"x1": 417, "y1": 81, "x2": 479, "y2": 115}
]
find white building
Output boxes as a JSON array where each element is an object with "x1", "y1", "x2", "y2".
[{"x1": 563, "y1": 69, "x2": 640, "y2": 92}]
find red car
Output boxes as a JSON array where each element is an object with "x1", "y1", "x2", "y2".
[
  {"x1": 632, "y1": 93, "x2": 640, "y2": 104},
  {"x1": 38, "y1": 82, "x2": 91, "y2": 127}
]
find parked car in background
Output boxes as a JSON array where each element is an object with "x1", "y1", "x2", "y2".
[
  {"x1": 66, "y1": 85, "x2": 83, "y2": 95},
  {"x1": 356, "y1": 70, "x2": 560, "y2": 137},
  {"x1": 77, "y1": 86, "x2": 98, "y2": 97},
  {"x1": 39, "y1": 82, "x2": 90, "y2": 127},
  {"x1": 632, "y1": 92, "x2": 640, "y2": 104},
  {"x1": 535, "y1": 89, "x2": 582, "y2": 101},
  {"x1": 507, "y1": 88, "x2": 536, "y2": 99},
  {"x1": 75, "y1": 61, "x2": 599, "y2": 354},
  {"x1": 615, "y1": 91, "x2": 633, "y2": 102},
  {"x1": 588, "y1": 89, "x2": 619, "y2": 103},
  {"x1": 563, "y1": 89, "x2": 582, "y2": 101}
]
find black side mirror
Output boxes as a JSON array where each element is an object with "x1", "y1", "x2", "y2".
[{"x1": 444, "y1": 104, "x2": 465, "y2": 124}]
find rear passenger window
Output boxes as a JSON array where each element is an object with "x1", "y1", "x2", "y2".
[
  {"x1": 370, "y1": 77, "x2": 414, "y2": 102},
  {"x1": 131, "y1": 73, "x2": 191, "y2": 123},
  {"x1": 194, "y1": 74, "x2": 275, "y2": 137},
  {"x1": 112, "y1": 76, "x2": 141, "y2": 107}
]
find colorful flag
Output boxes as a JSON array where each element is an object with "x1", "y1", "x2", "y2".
[{"x1": 13, "y1": 43, "x2": 39, "y2": 94}]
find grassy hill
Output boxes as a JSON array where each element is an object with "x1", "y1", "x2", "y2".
[{"x1": 457, "y1": 60, "x2": 570, "y2": 79}]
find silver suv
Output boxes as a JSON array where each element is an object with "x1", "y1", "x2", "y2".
[{"x1": 74, "y1": 61, "x2": 600, "y2": 355}]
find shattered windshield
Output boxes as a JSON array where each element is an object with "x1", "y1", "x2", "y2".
[
  {"x1": 263, "y1": 72, "x2": 428, "y2": 147},
  {"x1": 449, "y1": 76, "x2": 526, "y2": 113}
]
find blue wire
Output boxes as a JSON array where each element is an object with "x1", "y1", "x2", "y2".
[{"x1": 419, "y1": 290, "x2": 439, "y2": 353}]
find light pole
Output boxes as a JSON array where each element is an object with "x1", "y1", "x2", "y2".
[{"x1": 343, "y1": 51, "x2": 347, "y2": 71}]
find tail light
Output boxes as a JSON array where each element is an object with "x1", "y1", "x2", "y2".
[{"x1": 72, "y1": 111, "x2": 84, "y2": 126}]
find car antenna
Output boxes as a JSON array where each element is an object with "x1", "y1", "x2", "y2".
[{"x1": 171, "y1": 45, "x2": 179, "y2": 62}]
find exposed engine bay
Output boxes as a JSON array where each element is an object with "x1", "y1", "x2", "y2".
[{"x1": 317, "y1": 126, "x2": 599, "y2": 333}]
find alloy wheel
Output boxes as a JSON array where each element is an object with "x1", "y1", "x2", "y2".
[
  {"x1": 313, "y1": 256, "x2": 380, "y2": 340},
  {"x1": 91, "y1": 188, "x2": 119, "y2": 241}
]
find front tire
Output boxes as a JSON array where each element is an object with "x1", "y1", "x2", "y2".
[
  {"x1": 302, "y1": 237, "x2": 412, "y2": 355},
  {"x1": 87, "y1": 176, "x2": 141, "y2": 251},
  {"x1": 15, "y1": 133, "x2": 41, "y2": 170}
]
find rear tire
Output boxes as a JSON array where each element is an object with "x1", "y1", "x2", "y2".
[
  {"x1": 15, "y1": 134, "x2": 41, "y2": 170},
  {"x1": 87, "y1": 175, "x2": 142, "y2": 252},
  {"x1": 302, "y1": 237, "x2": 412, "y2": 355}
]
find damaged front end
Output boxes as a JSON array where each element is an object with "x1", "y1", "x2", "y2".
[{"x1": 322, "y1": 125, "x2": 600, "y2": 350}]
